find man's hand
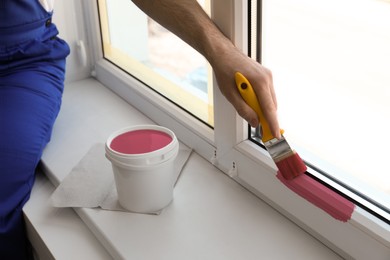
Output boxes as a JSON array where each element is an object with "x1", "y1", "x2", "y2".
[{"x1": 210, "y1": 42, "x2": 280, "y2": 138}]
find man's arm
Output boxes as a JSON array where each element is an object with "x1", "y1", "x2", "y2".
[{"x1": 131, "y1": 0, "x2": 280, "y2": 138}]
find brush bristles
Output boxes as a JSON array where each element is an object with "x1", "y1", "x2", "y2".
[{"x1": 275, "y1": 151, "x2": 307, "y2": 180}]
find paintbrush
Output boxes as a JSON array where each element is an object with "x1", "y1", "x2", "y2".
[{"x1": 235, "y1": 72, "x2": 307, "y2": 180}]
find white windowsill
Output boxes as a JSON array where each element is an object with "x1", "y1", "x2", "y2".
[
  {"x1": 23, "y1": 170, "x2": 112, "y2": 260},
  {"x1": 25, "y1": 77, "x2": 343, "y2": 259}
]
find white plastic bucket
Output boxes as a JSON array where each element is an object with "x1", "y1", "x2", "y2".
[{"x1": 105, "y1": 125, "x2": 179, "y2": 213}]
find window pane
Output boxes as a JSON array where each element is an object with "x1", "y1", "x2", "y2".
[
  {"x1": 98, "y1": 0, "x2": 213, "y2": 126},
  {"x1": 261, "y1": 0, "x2": 390, "y2": 212}
]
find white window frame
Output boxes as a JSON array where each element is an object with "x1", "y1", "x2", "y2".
[{"x1": 82, "y1": 0, "x2": 390, "y2": 258}]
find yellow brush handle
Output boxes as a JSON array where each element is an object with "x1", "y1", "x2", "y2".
[{"x1": 235, "y1": 72, "x2": 282, "y2": 142}]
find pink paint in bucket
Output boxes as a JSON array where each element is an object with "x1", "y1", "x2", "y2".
[
  {"x1": 105, "y1": 125, "x2": 179, "y2": 213},
  {"x1": 110, "y1": 130, "x2": 173, "y2": 154}
]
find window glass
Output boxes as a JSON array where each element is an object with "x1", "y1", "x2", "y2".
[
  {"x1": 260, "y1": 0, "x2": 390, "y2": 213},
  {"x1": 98, "y1": 0, "x2": 213, "y2": 126}
]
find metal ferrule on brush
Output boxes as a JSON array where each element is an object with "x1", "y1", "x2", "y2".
[
  {"x1": 235, "y1": 72, "x2": 307, "y2": 180},
  {"x1": 264, "y1": 135, "x2": 294, "y2": 162}
]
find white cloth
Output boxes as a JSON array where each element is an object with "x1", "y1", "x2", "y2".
[
  {"x1": 39, "y1": 0, "x2": 55, "y2": 12},
  {"x1": 50, "y1": 142, "x2": 192, "y2": 214}
]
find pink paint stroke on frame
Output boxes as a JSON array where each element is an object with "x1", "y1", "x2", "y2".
[{"x1": 277, "y1": 171, "x2": 355, "y2": 222}]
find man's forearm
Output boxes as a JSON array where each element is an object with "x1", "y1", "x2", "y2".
[{"x1": 131, "y1": 0, "x2": 233, "y2": 66}]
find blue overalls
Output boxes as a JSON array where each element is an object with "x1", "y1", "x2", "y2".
[{"x1": 0, "y1": 1, "x2": 70, "y2": 258}]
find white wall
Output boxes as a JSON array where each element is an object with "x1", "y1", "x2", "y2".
[{"x1": 52, "y1": 0, "x2": 92, "y2": 82}]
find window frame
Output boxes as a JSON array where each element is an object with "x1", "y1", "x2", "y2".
[{"x1": 83, "y1": 0, "x2": 390, "y2": 258}]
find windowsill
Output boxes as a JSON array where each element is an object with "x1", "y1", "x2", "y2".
[
  {"x1": 27, "y1": 77, "x2": 343, "y2": 259},
  {"x1": 23, "y1": 170, "x2": 112, "y2": 259}
]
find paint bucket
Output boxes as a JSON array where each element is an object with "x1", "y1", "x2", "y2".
[{"x1": 105, "y1": 125, "x2": 179, "y2": 213}]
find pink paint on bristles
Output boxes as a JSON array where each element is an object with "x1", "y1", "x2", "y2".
[{"x1": 275, "y1": 152, "x2": 307, "y2": 180}]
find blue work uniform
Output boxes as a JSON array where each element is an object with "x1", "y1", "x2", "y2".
[{"x1": 0, "y1": 0, "x2": 70, "y2": 258}]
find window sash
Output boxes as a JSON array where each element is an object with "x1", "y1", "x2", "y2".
[
  {"x1": 250, "y1": 0, "x2": 389, "y2": 223},
  {"x1": 97, "y1": 0, "x2": 214, "y2": 126}
]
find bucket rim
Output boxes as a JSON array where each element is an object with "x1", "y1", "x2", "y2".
[{"x1": 105, "y1": 125, "x2": 178, "y2": 157}]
